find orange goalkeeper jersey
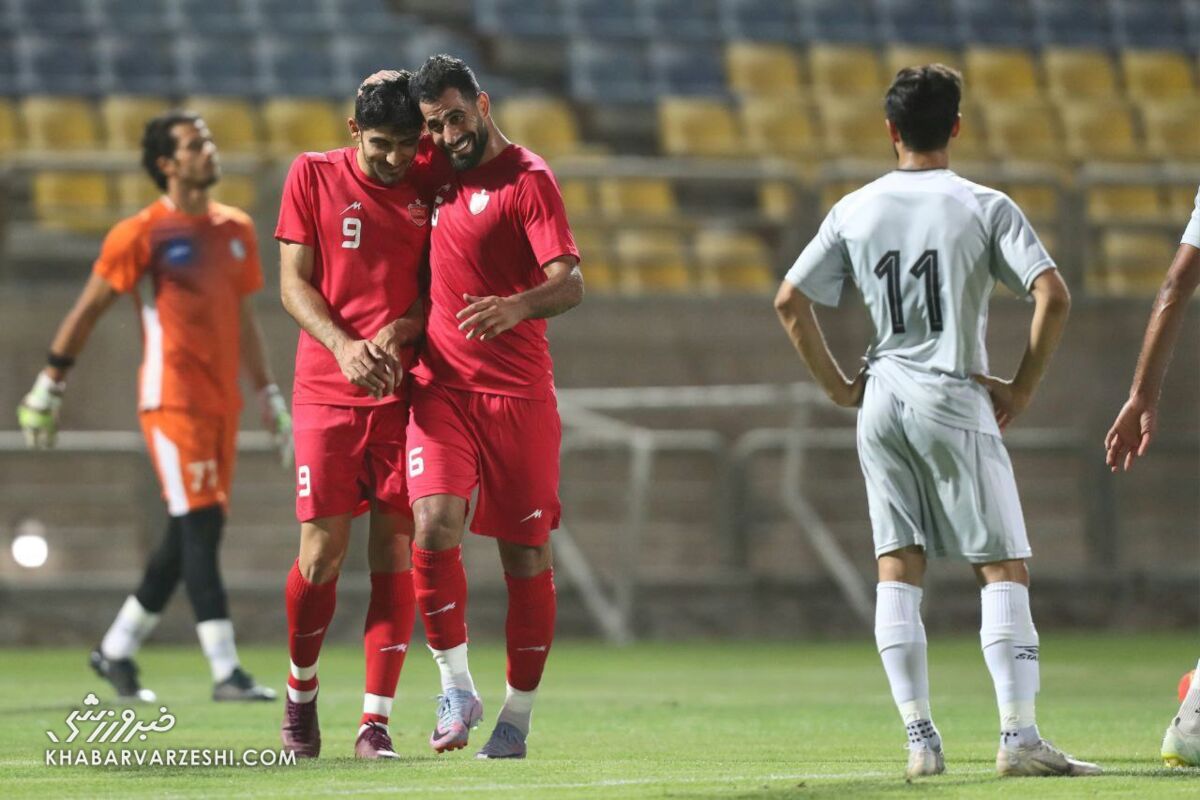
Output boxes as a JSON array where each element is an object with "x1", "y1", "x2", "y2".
[{"x1": 92, "y1": 197, "x2": 264, "y2": 416}]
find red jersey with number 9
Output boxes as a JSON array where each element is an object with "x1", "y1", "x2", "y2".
[{"x1": 275, "y1": 139, "x2": 450, "y2": 406}]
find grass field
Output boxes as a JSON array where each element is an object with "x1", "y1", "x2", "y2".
[{"x1": 2, "y1": 634, "x2": 1199, "y2": 798}]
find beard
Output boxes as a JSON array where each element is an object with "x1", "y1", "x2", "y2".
[{"x1": 447, "y1": 123, "x2": 489, "y2": 171}]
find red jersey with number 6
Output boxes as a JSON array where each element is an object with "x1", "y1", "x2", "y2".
[
  {"x1": 411, "y1": 144, "x2": 579, "y2": 400},
  {"x1": 275, "y1": 139, "x2": 450, "y2": 406}
]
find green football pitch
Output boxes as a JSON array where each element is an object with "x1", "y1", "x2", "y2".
[{"x1": 2, "y1": 634, "x2": 1199, "y2": 798}]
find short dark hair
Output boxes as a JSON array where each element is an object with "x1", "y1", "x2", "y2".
[
  {"x1": 884, "y1": 64, "x2": 963, "y2": 153},
  {"x1": 355, "y1": 70, "x2": 423, "y2": 133},
  {"x1": 141, "y1": 110, "x2": 201, "y2": 190},
  {"x1": 409, "y1": 54, "x2": 481, "y2": 104}
]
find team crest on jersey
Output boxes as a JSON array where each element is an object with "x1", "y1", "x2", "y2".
[
  {"x1": 469, "y1": 190, "x2": 490, "y2": 215},
  {"x1": 229, "y1": 237, "x2": 246, "y2": 260},
  {"x1": 162, "y1": 237, "x2": 195, "y2": 266},
  {"x1": 408, "y1": 200, "x2": 429, "y2": 226}
]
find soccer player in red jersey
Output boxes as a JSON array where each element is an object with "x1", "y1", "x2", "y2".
[
  {"x1": 275, "y1": 72, "x2": 449, "y2": 760},
  {"x1": 405, "y1": 55, "x2": 584, "y2": 759}
]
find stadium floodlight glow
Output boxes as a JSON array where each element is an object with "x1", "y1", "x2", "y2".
[{"x1": 12, "y1": 533, "x2": 49, "y2": 569}]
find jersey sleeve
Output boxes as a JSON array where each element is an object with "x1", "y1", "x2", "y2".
[
  {"x1": 237, "y1": 219, "x2": 264, "y2": 295},
  {"x1": 275, "y1": 155, "x2": 317, "y2": 246},
  {"x1": 1181, "y1": 185, "x2": 1200, "y2": 248},
  {"x1": 989, "y1": 196, "x2": 1056, "y2": 297},
  {"x1": 516, "y1": 168, "x2": 580, "y2": 268},
  {"x1": 92, "y1": 215, "x2": 148, "y2": 293},
  {"x1": 784, "y1": 207, "x2": 849, "y2": 307}
]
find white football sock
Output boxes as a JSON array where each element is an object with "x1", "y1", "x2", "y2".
[
  {"x1": 875, "y1": 582, "x2": 936, "y2": 741},
  {"x1": 196, "y1": 619, "x2": 240, "y2": 682},
  {"x1": 100, "y1": 595, "x2": 160, "y2": 660},
  {"x1": 980, "y1": 581, "x2": 1041, "y2": 748},
  {"x1": 1176, "y1": 658, "x2": 1200, "y2": 734},
  {"x1": 497, "y1": 683, "x2": 537, "y2": 736},
  {"x1": 429, "y1": 642, "x2": 476, "y2": 694}
]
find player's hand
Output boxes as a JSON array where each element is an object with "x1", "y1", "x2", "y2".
[
  {"x1": 17, "y1": 372, "x2": 66, "y2": 449},
  {"x1": 1104, "y1": 394, "x2": 1156, "y2": 473},
  {"x1": 358, "y1": 70, "x2": 403, "y2": 94},
  {"x1": 334, "y1": 339, "x2": 397, "y2": 399},
  {"x1": 370, "y1": 319, "x2": 416, "y2": 368},
  {"x1": 456, "y1": 293, "x2": 527, "y2": 341},
  {"x1": 258, "y1": 384, "x2": 294, "y2": 468},
  {"x1": 972, "y1": 374, "x2": 1030, "y2": 432}
]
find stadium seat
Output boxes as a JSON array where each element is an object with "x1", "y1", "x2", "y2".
[
  {"x1": 1111, "y1": 0, "x2": 1189, "y2": 51},
  {"x1": 964, "y1": 47, "x2": 1042, "y2": 102},
  {"x1": 169, "y1": 0, "x2": 253, "y2": 34},
  {"x1": 98, "y1": 34, "x2": 179, "y2": 97},
  {"x1": 644, "y1": 0, "x2": 722, "y2": 41},
  {"x1": 331, "y1": 33, "x2": 415, "y2": 92},
  {"x1": 1099, "y1": 229, "x2": 1178, "y2": 295},
  {"x1": 0, "y1": 33, "x2": 15, "y2": 92},
  {"x1": 808, "y1": 44, "x2": 884, "y2": 99},
  {"x1": 1187, "y1": 0, "x2": 1200, "y2": 54},
  {"x1": 875, "y1": 0, "x2": 961, "y2": 46},
  {"x1": 1004, "y1": 182, "x2": 1060, "y2": 225},
  {"x1": 568, "y1": 41, "x2": 654, "y2": 104},
  {"x1": 718, "y1": 0, "x2": 804, "y2": 42},
  {"x1": 596, "y1": 177, "x2": 677, "y2": 219},
  {"x1": 952, "y1": 0, "x2": 1034, "y2": 48},
  {"x1": 475, "y1": 0, "x2": 567, "y2": 38},
  {"x1": 101, "y1": 96, "x2": 172, "y2": 152},
  {"x1": 15, "y1": 34, "x2": 102, "y2": 95},
  {"x1": 183, "y1": 97, "x2": 262, "y2": 157},
  {"x1": 882, "y1": 45, "x2": 963, "y2": 79},
  {"x1": 494, "y1": 96, "x2": 584, "y2": 160},
  {"x1": 1140, "y1": 100, "x2": 1200, "y2": 162},
  {"x1": 258, "y1": 35, "x2": 339, "y2": 97},
  {"x1": 558, "y1": 178, "x2": 594, "y2": 217},
  {"x1": 1059, "y1": 100, "x2": 1144, "y2": 164},
  {"x1": 1084, "y1": 185, "x2": 1164, "y2": 224},
  {"x1": 758, "y1": 180, "x2": 798, "y2": 221},
  {"x1": 252, "y1": 0, "x2": 337, "y2": 35},
  {"x1": 31, "y1": 171, "x2": 114, "y2": 234},
  {"x1": 262, "y1": 98, "x2": 345, "y2": 158},
  {"x1": 651, "y1": 43, "x2": 728, "y2": 96},
  {"x1": 570, "y1": 225, "x2": 618, "y2": 293},
  {"x1": 114, "y1": 170, "x2": 161, "y2": 215},
  {"x1": 820, "y1": 99, "x2": 892, "y2": 161},
  {"x1": 694, "y1": 229, "x2": 775, "y2": 294},
  {"x1": 1166, "y1": 183, "x2": 1198, "y2": 220},
  {"x1": 176, "y1": 35, "x2": 260, "y2": 96},
  {"x1": 1121, "y1": 51, "x2": 1196, "y2": 103},
  {"x1": 332, "y1": 0, "x2": 412, "y2": 33},
  {"x1": 20, "y1": 96, "x2": 102, "y2": 152},
  {"x1": 950, "y1": 101, "x2": 988, "y2": 163},
  {"x1": 658, "y1": 98, "x2": 740, "y2": 157},
  {"x1": 564, "y1": 0, "x2": 645, "y2": 38},
  {"x1": 1030, "y1": 0, "x2": 1112, "y2": 48},
  {"x1": 982, "y1": 102, "x2": 1065, "y2": 163},
  {"x1": 739, "y1": 98, "x2": 820, "y2": 162},
  {"x1": 211, "y1": 174, "x2": 259, "y2": 212},
  {"x1": 403, "y1": 29, "x2": 483, "y2": 72},
  {"x1": 819, "y1": 178, "x2": 869, "y2": 214},
  {"x1": 11, "y1": 0, "x2": 98, "y2": 34},
  {"x1": 726, "y1": 42, "x2": 805, "y2": 98},
  {"x1": 1042, "y1": 48, "x2": 1119, "y2": 102},
  {"x1": 95, "y1": 0, "x2": 172, "y2": 34},
  {"x1": 805, "y1": 0, "x2": 877, "y2": 44},
  {"x1": 0, "y1": 99, "x2": 17, "y2": 155},
  {"x1": 615, "y1": 229, "x2": 693, "y2": 294}
]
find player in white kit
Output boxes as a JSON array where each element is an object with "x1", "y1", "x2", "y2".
[
  {"x1": 1105, "y1": 187, "x2": 1200, "y2": 767},
  {"x1": 774, "y1": 65, "x2": 1101, "y2": 779}
]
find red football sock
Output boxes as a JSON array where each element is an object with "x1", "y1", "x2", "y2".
[
  {"x1": 413, "y1": 546, "x2": 469, "y2": 652},
  {"x1": 505, "y1": 569, "x2": 556, "y2": 692},
  {"x1": 360, "y1": 570, "x2": 415, "y2": 727},
  {"x1": 285, "y1": 560, "x2": 337, "y2": 701}
]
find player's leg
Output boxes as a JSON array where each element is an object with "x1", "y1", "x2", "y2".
[{"x1": 1162, "y1": 656, "x2": 1200, "y2": 766}]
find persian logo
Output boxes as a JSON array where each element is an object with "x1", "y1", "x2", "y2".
[
  {"x1": 408, "y1": 200, "x2": 429, "y2": 227},
  {"x1": 46, "y1": 694, "x2": 176, "y2": 744},
  {"x1": 469, "y1": 190, "x2": 490, "y2": 215}
]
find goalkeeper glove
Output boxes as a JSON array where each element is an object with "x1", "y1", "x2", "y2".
[
  {"x1": 17, "y1": 372, "x2": 66, "y2": 449},
  {"x1": 259, "y1": 384, "x2": 293, "y2": 468}
]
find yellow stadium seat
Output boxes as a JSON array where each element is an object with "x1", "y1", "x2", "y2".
[
  {"x1": 495, "y1": 96, "x2": 583, "y2": 160},
  {"x1": 263, "y1": 98, "x2": 346, "y2": 158},
  {"x1": 759, "y1": 180, "x2": 797, "y2": 221},
  {"x1": 1084, "y1": 185, "x2": 1164, "y2": 224},
  {"x1": 964, "y1": 48, "x2": 1041, "y2": 102},
  {"x1": 114, "y1": 170, "x2": 161, "y2": 215},
  {"x1": 982, "y1": 102, "x2": 1064, "y2": 163},
  {"x1": 726, "y1": 42, "x2": 805, "y2": 97},
  {"x1": 102, "y1": 96, "x2": 172, "y2": 152},
  {"x1": 1165, "y1": 183, "x2": 1197, "y2": 220},
  {"x1": 1121, "y1": 51, "x2": 1195, "y2": 102},
  {"x1": 882, "y1": 45, "x2": 962, "y2": 80},
  {"x1": 32, "y1": 171, "x2": 114, "y2": 234},
  {"x1": 694, "y1": 229, "x2": 775, "y2": 294},
  {"x1": 0, "y1": 99, "x2": 17, "y2": 155},
  {"x1": 820, "y1": 178, "x2": 869, "y2": 215},
  {"x1": 571, "y1": 225, "x2": 617, "y2": 294},
  {"x1": 615, "y1": 229, "x2": 693, "y2": 294},
  {"x1": 1043, "y1": 47, "x2": 1119, "y2": 101},
  {"x1": 820, "y1": 99, "x2": 891, "y2": 161},
  {"x1": 809, "y1": 44, "x2": 884, "y2": 99},
  {"x1": 183, "y1": 97, "x2": 262, "y2": 157},
  {"x1": 658, "y1": 98, "x2": 740, "y2": 157},
  {"x1": 740, "y1": 98, "x2": 820, "y2": 161},
  {"x1": 596, "y1": 177, "x2": 676, "y2": 219},
  {"x1": 558, "y1": 178, "x2": 594, "y2": 218},
  {"x1": 952, "y1": 101, "x2": 988, "y2": 162},
  {"x1": 21, "y1": 97, "x2": 102, "y2": 152},
  {"x1": 1140, "y1": 100, "x2": 1200, "y2": 161},
  {"x1": 211, "y1": 174, "x2": 258, "y2": 213},
  {"x1": 1004, "y1": 183, "x2": 1061, "y2": 224},
  {"x1": 1099, "y1": 229, "x2": 1178, "y2": 295},
  {"x1": 1060, "y1": 100, "x2": 1143, "y2": 163}
]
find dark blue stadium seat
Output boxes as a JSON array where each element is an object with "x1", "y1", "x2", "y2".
[
  {"x1": 176, "y1": 35, "x2": 259, "y2": 96},
  {"x1": 718, "y1": 0, "x2": 804, "y2": 42},
  {"x1": 96, "y1": 0, "x2": 173, "y2": 34},
  {"x1": 1030, "y1": 0, "x2": 1111, "y2": 48},
  {"x1": 0, "y1": 35, "x2": 17, "y2": 94},
  {"x1": 952, "y1": 0, "x2": 1034, "y2": 47},
  {"x1": 404, "y1": 29, "x2": 483, "y2": 70},
  {"x1": 650, "y1": 42, "x2": 727, "y2": 95},
  {"x1": 332, "y1": 0, "x2": 416, "y2": 33},
  {"x1": 253, "y1": 0, "x2": 336, "y2": 35},
  {"x1": 98, "y1": 35, "x2": 179, "y2": 96},
  {"x1": 259, "y1": 35, "x2": 339, "y2": 97},
  {"x1": 1111, "y1": 0, "x2": 1188, "y2": 51},
  {"x1": 568, "y1": 40, "x2": 653, "y2": 103},
  {"x1": 1187, "y1": 0, "x2": 1200, "y2": 53},
  {"x1": 331, "y1": 32, "x2": 409, "y2": 90},
  {"x1": 875, "y1": 0, "x2": 961, "y2": 46},
  {"x1": 643, "y1": 0, "x2": 722, "y2": 41},
  {"x1": 11, "y1": 0, "x2": 98, "y2": 35},
  {"x1": 171, "y1": 0, "x2": 253, "y2": 35},
  {"x1": 564, "y1": 0, "x2": 645, "y2": 39},
  {"x1": 806, "y1": 0, "x2": 877, "y2": 43},
  {"x1": 15, "y1": 34, "x2": 102, "y2": 95},
  {"x1": 474, "y1": 0, "x2": 567, "y2": 38}
]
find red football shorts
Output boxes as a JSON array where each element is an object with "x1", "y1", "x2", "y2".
[
  {"x1": 140, "y1": 409, "x2": 238, "y2": 516},
  {"x1": 405, "y1": 379, "x2": 561, "y2": 545},
  {"x1": 292, "y1": 400, "x2": 411, "y2": 522}
]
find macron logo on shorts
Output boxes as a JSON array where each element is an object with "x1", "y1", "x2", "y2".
[
  {"x1": 294, "y1": 627, "x2": 326, "y2": 639},
  {"x1": 378, "y1": 643, "x2": 409, "y2": 653},
  {"x1": 520, "y1": 509, "x2": 543, "y2": 523},
  {"x1": 424, "y1": 602, "x2": 457, "y2": 617},
  {"x1": 516, "y1": 645, "x2": 548, "y2": 652}
]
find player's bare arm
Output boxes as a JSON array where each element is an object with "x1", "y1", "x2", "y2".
[
  {"x1": 371, "y1": 297, "x2": 425, "y2": 361},
  {"x1": 973, "y1": 268, "x2": 1071, "y2": 432},
  {"x1": 773, "y1": 279, "x2": 864, "y2": 408},
  {"x1": 239, "y1": 297, "x2": 293, "y2": 466},
  {"x1": 456, "y1": 257, "x2": 583, "y2": 341},
  {"x1": 1105, "y1": 242, "x2": 1200, "y2": 472},
  {"x1": 279, "y1": 239, "x2": 396, "y2": 397}
]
